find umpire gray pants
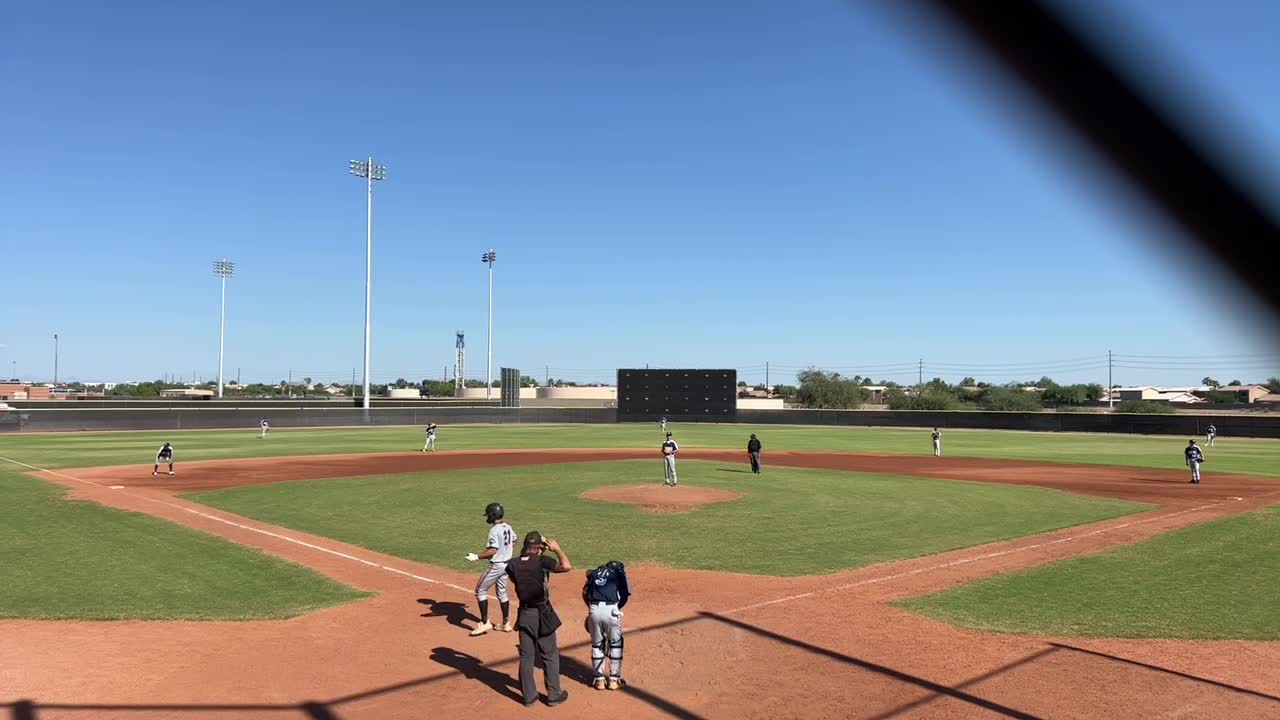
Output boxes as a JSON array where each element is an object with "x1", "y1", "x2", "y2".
[
  {"x1": 517, "y1": 607, "x2": 563, "y2": 703},
  {"x1": 588, "y1": 602, "x2": 624, "y2": 679}
]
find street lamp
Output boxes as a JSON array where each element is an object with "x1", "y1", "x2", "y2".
[
  {"x1": 213, "y1": 259, "x2": 235, "y2": 398},
  {"x1": 349, "y1": 157, "x2": 387, "y2": 411},
  {"x1": 481, "y1": 249, "x2": 496, "y2": 399}
]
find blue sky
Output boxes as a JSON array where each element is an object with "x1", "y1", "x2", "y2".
[{"x1": 2, "y1": 0, "x2": 1278, "y2": 388}]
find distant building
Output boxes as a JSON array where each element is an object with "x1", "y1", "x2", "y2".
[
  {"x1": 1193, "y1": 385, "x2": 1274, "y2": 404},
  {"x1": 1111, "y1": 387, "x2": 1206, "y2": 404},
  {"x1": 0, "y1": 383, "x2": 51, "y2": 400},
  {"x1": 159, "y1": 388, "x2": 215, "y2": 400}
]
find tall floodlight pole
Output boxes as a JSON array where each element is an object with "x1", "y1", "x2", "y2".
[
  {"x1": 53, "y1": 334, "x2": 59, "y2": 385},
  {"x1": 481, "y1": 250, "x2": 497, "y2": 399},
  {"x1": 213, "y1": 259, "x2": 235, "y2": 398},
  {"x1": 349, "y1": 157, "x2": 386, "y2": 411}
]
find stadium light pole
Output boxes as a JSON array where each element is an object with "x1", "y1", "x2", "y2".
[
  {"x1": 53, "y1": 334, "x2": 58, "y2": 385},
  {"x1": 349, "y1": 157, "x2": 386, "y2": 411},
  {"x1": 482, "y1": 249, "x2": 496, "y2": 399},
  {"x1": 213, "y1": 259, "x2": 235, "y2": 398}
]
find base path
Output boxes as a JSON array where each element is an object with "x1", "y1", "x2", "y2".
[{"x1": 5, "y1": 449, "x2": 1279, "y2": 720}]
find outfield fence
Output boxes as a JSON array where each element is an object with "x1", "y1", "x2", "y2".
[{"x1": 4, "y1": 406, "x2": 1280, "y2": 437}]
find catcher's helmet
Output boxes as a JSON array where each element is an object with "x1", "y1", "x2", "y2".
[
  {"x1": 605, "y1": 560, "x2": 625, "y2": 573},
  {"x1": 484, "y1": 502, "x2": 504, "y2": 523}
]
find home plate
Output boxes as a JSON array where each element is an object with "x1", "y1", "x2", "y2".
[{"x1": 109, "y1": 485, "x2": 125, "y2": 489}]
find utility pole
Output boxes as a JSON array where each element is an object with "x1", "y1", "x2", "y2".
[
  {"x1": 53, "y1": 333, "x2": 59, "y2": 385},
  {"x1": 918, "y1": 358, "x2": 923, "y2": 388},
  {"x1": 766, "y1": 361, "x2": 770, "y2": 390},
  {"x1": 1108, "y1": 349, "x2": 1114, "y2": 409},
  {"x1": 546, "y1": 364, "x2": 549, "y2": 386}
]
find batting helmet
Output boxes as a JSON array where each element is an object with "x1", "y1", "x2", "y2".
[{"x1": 484, "y1": 502, "x2": 504, "y2": 523}]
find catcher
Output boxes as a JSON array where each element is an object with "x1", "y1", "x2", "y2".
[{"x1": 583, "y1": 560, "x2": 632, "y2": 690}]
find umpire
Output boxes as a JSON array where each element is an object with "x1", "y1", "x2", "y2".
[
  {"x1": 506, "y1": 531, "x2": 573, "y2": 707},
  {"x1": 747, "y1": 433, "x2": 762, "y2": 474},
  {"x1": 583, "y1": 560, "x2": 632, "y2": 690}
]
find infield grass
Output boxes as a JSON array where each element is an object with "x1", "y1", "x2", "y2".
[
  {"x1": 186, "y1": 460, "x2": 1146, "y2": 576},
  {"x1": 1, "y1": 424, "x2": 1277, "y2": 477},
  {"x1": 0, "y1": 469, "x2": 370, "y2": 620},
  {"x1": 898, "y1": 504, "x2": 1280, "y2": 640}
]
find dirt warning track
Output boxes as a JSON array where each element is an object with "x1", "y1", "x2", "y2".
[{"x1": 7, "y1": 449, "x2": 1279, "y2": 720}]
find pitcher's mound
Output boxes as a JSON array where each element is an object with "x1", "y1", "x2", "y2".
[{"x1": 580, "y1": 484, "x2": 742, "y2": 513}]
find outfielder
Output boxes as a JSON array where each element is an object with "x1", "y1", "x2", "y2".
[
  {"x1": 661, "y1": 432, "x2": 679, "y2": 486},
  {"x1": 153, "y1": 442, "x2": 175, "y2": 476},
  {"x1": 465, "y1": 502, "x2": 517, "y2": 635},
  {"x1": 421, "y1": 422, "x2": 437, "y2": 452},
  {"x1": 659, "y1": 417, "x2": 667, "y2": 434},
  {"x1": 1206, "y1": 424, "x2": 1216, "y2": 447},
  {"x1": 1185, "y1": 440, "x2": 1204, "y2": 484},
  {"x1": 259, "y1": 417, "x2": 270, "y2": 439},
  {"x1": 931, "y1": 427, "x2": 942, "y2": 457},
  {"x1": 583, "y1": 560, "x2": 632, "y2": 691}
]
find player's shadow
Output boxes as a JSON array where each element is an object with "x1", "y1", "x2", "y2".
[
  {"x1": 1127, "y1": 476, "x2": 1192, "y2": 484},
  {"x1": 714, "y1": 468, "x2": 754, "y2": 474},
  {"x1": 417, "y1": 598, "x2": 477, "y2": 629},
  {"x1": 428, "y1": 647, "x2": 524, "y2": 704}
]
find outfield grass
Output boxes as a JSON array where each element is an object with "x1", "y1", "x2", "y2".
[
  {"x1": 187, "y1": 460, "x2": 1147, "y2": 576},
  {"x1": 0, "y1": 469, "x2": 370, "y2": 620},
  {"x1": 1, "y1": 424, "x2": 1276, "y2": 477},
  {"x1": 897, "y1": 505, "x2": 1280, "y2": 640}
]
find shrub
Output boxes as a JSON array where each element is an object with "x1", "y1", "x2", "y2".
[
  {"x1": 1113, "y1": 401, "x2": 1174, "y2": 415},
  {"x1": 886, "y1": 388, "x2": 964, "y2": 411},
  {"x1": 975, "y1": 386, "x2": 1043, "y2": 412}
]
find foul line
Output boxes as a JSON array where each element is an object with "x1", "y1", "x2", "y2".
[
  {"x1": 0, "y1": 455, "x2": 473, "y2": 596},
  {"x1": 725, "y1": 497, "x2": 1242, "y2": 615}
]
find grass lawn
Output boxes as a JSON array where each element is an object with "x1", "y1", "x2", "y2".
[
  {"x1": 0, "y1": 469, "x2": 370, "y2": 620},
  {"x1": 897, "y1": 505, "x2": 1280, "y2": 640},
  {"x1": 1, "y1": 424, "x2": 1277, "y2": 477},
  {"x1": 187, "y1": 460, "x2": 1147, "y2": 576}
]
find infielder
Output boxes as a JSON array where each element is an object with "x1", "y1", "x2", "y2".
[
  {"x1": 465, "y1": 502, "x2": 517, "y2": 635},
  {"x1": 1206, "y1": 424, "x2": 1217, "y2": 447},
  {"x1": 583, "y1": 560, "x2": 632, "y2": 691},
  {"x1": 1185, "y1": 440, "x2": 1204, "y2": 484},
  {"x1": 421, "y1": 422, "x2": 437, "y2": 452},
  {"x1": 931, "y1": 427, "x2": 942, "y2": 457},
  {"x1": 661, "y1": 432, "x2": 679, "y2": 486},
  {"x1": 259, "y1": 417, "x2": 270, "y2": 439},
  {"x1": 153, "y1": 442, "x2": 175, "y2": 476}
]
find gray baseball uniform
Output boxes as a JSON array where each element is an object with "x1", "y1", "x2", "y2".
[
  {"x1": 475, "y1": 521, "x2": 516, "y2": 601},
  {"x1": 662, "y1": 439, "x2": 679, "y2": 485}
]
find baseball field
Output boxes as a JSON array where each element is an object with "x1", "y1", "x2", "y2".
[{"x1": 2, "y1": 423, "x2": 1279, "y2": 719}]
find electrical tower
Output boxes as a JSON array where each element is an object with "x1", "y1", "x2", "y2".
[{"x1": 454, "y1": 331, "x2": 465, "y2": 396}]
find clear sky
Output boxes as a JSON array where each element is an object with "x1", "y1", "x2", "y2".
[{"x1": 3, "y1": 0, "x2": 1278, "y2": 388}]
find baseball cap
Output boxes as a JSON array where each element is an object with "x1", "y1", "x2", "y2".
[{"x1": 522, "y1": 530, "x2": 545, "y2": 550}]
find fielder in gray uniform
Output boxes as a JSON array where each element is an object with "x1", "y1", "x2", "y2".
[
  {"x1": 1185, "y1": 440, "x2": 1204, "y2": 484},
  {"x1": 465, "y1": 502, "x2": 517, "y2": 635},
  {"x1": 1206, "y1": 424, "x2": 1217, "y2": 447},
  {"x1": 661, "y1": 433, "x2": 679, "y2": 486},
  {"x1": 583, "y1": 560, "x2": 632, "y2": 691},
  {"x1": 931, "y1": 427, "x2": 942, "y2": 457}
]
